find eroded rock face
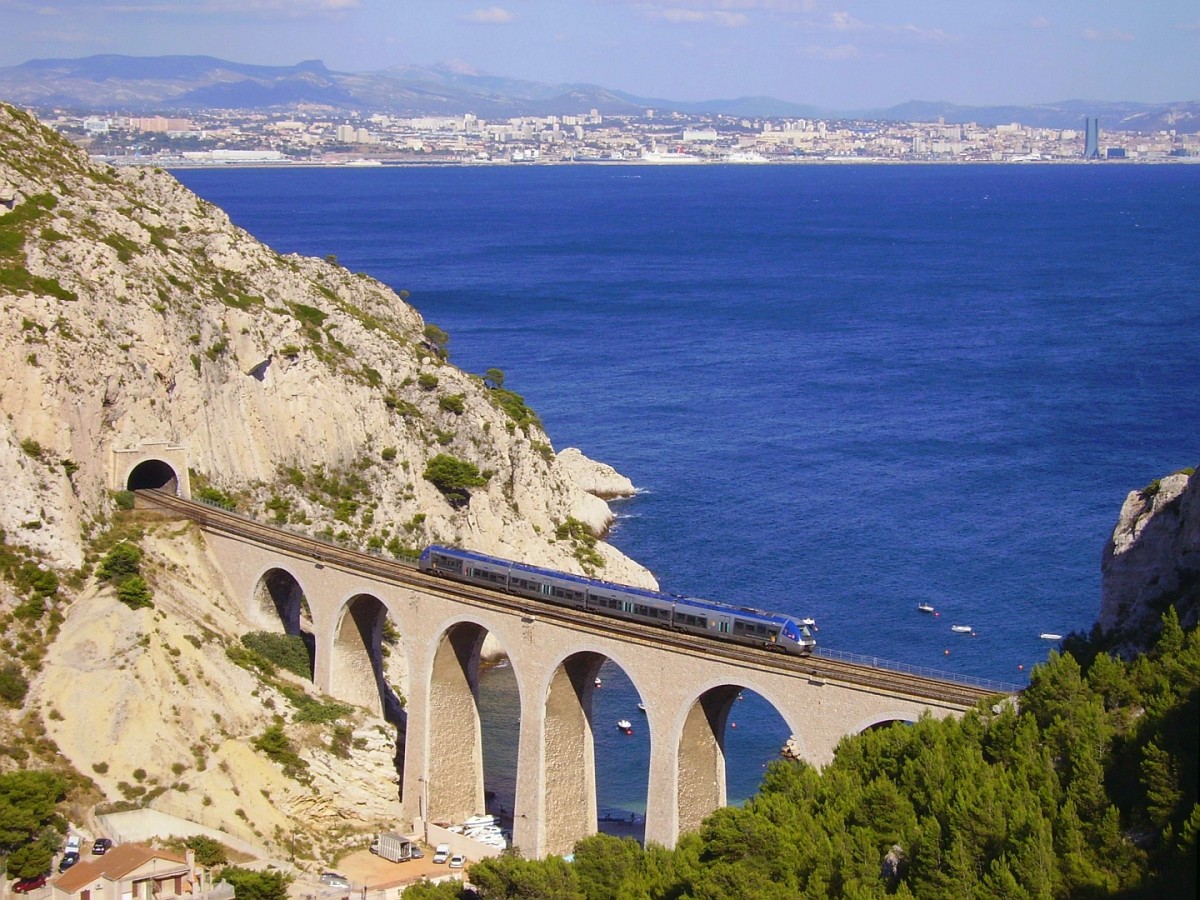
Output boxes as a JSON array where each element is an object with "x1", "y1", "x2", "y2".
[
  {"x1": 1, "y1": 102, "x2": 660, "y2": 859},
  {"x1": 0, "y1": 102, "x2": 654, "y2": 588},
  {"x1": 557, "y1": 447, "x2": 637, "y2": 500},
  {"x1": 1099, "y1": 471, "x2": 1199, "y2": 645}
]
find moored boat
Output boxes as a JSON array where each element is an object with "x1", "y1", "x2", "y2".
[
  {"x1": 617, "y1": 719, "x2": 633, "y2": 734},
  {"x1": 950, "y1": 625, "x2": 973, "y2": 633},
  {"x1": 1039, "y1": 633, "x2": 1063, "y2": 641},
  {"x1": 918, "y1": 603, "x2": 935, "y2": 613}
]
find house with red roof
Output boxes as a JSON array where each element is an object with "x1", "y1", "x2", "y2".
[{"x1": 51, "y1": 844, "x2": 196, "y2": 900}]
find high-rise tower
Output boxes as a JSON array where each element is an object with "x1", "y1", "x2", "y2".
[{"x1": 1084, "y1": 118, "x2": 1101, "y2": 159}]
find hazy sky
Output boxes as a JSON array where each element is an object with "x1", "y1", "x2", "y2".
[{"x1": 2, "y1": 1, "x2": 1197, "y2": 108}]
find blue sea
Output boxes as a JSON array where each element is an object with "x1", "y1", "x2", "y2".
[{"x1": 175, "y1": 163, "x2": 1200, "y2": 823}]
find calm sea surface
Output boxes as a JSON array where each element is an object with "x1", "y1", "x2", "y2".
[{"x1": 175, "y1": 163, "x2": 1200, "y2": 822}]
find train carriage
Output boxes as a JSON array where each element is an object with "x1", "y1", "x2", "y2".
[{"x1": 418, "y1": 544, "x2": 815, "y2": 656}]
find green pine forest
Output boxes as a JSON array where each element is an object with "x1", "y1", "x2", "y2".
[{"x1": 407, "y1": 611, "x2": 1198, "y2": 899}]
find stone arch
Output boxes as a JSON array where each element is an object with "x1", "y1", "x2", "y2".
[
  {"x1": 126, "y1": 458, "x2": 179, "y2": 493},
  {"x1": 250, "y1": 567, "x2": 314, "y2": 679},
  {"x1": 854, "y1": 713, "x2": 919, "y2": 734},
  {"x1": 426, "y1": 620, "x2": 490, "y2": 827},
  {"x1": 330, "y1": 593, "x2": 390, "y2": 718},
  {"x1": 676, "y1": 681, "x2": 797, "y2": 836}
]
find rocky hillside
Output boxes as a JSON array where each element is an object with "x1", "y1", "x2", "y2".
[
  {"x1": 0, "y1": 101, "x2": 650, "y2": 860},
  {"x1": 0, "y1": 101, "x2": 650, "y2": 584},
  {"x1": 1100, "y1": 468, "x2": 1199, "y2": 650}
]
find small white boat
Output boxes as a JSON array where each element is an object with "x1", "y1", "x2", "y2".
[
  {"x1": 617, "y1": 719, "x2": 632, "y2": 733},
  {"x1": 637, "y1": 702, "x2": 646, "y2": 713},
  {"x1": 950, "y1": 625, "x2": 973, "y2": 633},
  {"x1": 464, "y1": 814, "x2": 496, "y2": 828},
  {"x1": 917, "y1": 603, "x2": 935, "y2": 613},
  {"x1": 1039, "y1": 633, "x2": 1063, "y2": 641},
  {"x1": 594, "y1": 677, "x2": 602, "y2": 688}
]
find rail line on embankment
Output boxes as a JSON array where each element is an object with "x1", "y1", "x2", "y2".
[{"x1": 137, "y1": 489, "x2": 1021, "y2": 708}]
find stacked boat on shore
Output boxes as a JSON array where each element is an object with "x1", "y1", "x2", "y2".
[{"x1": 451, "y1": 814, "x2": 508, "y2": 851}]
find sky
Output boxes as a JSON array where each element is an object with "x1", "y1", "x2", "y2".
[{"x1": 1, "y1": 1, "x2": 1197, "y2": 109}]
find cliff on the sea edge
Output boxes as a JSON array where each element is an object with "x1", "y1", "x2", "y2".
[
  {"x1": 0, "y1": 101, "x2": 646, "y2": 582},
  {"x1": 0, "y1": 101, "x2": 647, "y2": 860},
  {"x1": 1099, "y1": 468, "x2": 1199, "y2": 650}
]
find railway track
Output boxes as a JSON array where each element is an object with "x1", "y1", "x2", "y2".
[{"x1": 138, "y1": 490, "x2": 1014, "y2": 707}]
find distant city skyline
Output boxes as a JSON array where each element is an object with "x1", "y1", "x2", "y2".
[{"x1": 1, "y1": 1, "x2": 1196, "y2": 109}]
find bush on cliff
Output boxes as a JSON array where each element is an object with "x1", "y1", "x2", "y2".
[
  {"x1": 239, "y1": 632, "x2": 312, "y2": 679},
  {"x1": 423, "y1": 453, "x2": 490, "y2": 505},
  {"x1": 96, "y1": 541, "x2": 154, "y2": 610}
]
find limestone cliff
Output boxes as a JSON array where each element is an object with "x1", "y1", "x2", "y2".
[
  {"x1": 0, "y1": 102, "x2": 650, "y2": 586},
  {"x1": 1099, "y1": 468, "x2": 1199, "y2": 649},
  {"x1": 0, "y1": 102, "x2": 651, "y2": 859}
]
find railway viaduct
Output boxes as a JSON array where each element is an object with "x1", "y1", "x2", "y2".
[{"x1": 132, "y1": 481, "x2": 1016, "y2": 858}]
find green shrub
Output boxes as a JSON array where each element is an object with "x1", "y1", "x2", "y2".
[
  {"x1": 239, "y1": 632, "x2": 312, "y2": 679},
  {"x1": 438, "y1": 393, "x2": 465, "y2": 415},
  {"x1": 218, "y1": 867, "x2": 292, "y2": 900},
  {"x1": 490, "y1": 387, "x2": 542, "y2": 430},
  {"x1": 116, "y1": 576, "x2": 153, "y2": 610},
  {"x1": 253, "y1": 723, "x2": 308, "y2": 779},
  {"x1": 417, "y1": 373, "x2": 439, "y2": 391},
  {"x1": 277, "y1": 685, "x2": 351, "y2": 724},
  {"x1": 225, "y1": 644, "x2": 276, "y2": 677},
  {"x1": 205, "y1": 338, "x2": 229, "y2": 361},
  {"x1": 423, "y1": 453, "x2": 489, "y2": 503},
  {"x1": 97, "y1": 543, "x2": 143, "y2": 582},
  {"x1": 291, "y1": 303, "x2": 328, "y2": 327},
  {"x1": 0, "y1": 663, "x2": 29, "y2": 706},
  {"x1": 185, "y1": 834, "x2": 228, "y2": 867},
  {"x1": 195, "y1": 486, "x2": 236, "y2": 509},
  {"x1": 422, "y1": 323, "x2": 450, "y2": 358},
  {"x1": 112, "y1": 490, "x2": 135, "y2": 510},
  {"x1": 102, "y1": 233, "x2": 140, "y2": 262}
]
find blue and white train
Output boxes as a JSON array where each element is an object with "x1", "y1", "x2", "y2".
[{"x1": 418, "y1": 545, "x2": 816, "y2": 656}]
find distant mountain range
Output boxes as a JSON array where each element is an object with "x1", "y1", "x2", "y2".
[{"x1": 1, "y1": 54, "x2": 1197, "y2": 133}]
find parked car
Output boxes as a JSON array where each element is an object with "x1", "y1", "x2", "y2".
[
  {"x1": 318, "y1": 873, "x2": 350, "y2": 890},
  {"x1": 432, "y1": 844, "x2": 450, "y2": 865},
  {"x1": 408, "y1": 846, "x2": 424, "y2": 859},
  {"x1": 448, "y1": 854, "x2": 465, "y2": 869},
  {"x1": 59, "y1": 852, "x2": 80, "y2": 872},
  {"x1": 92, "y1": 838, "x2": 113, "y2": 855},
  {"x1": 65, "y1": 836, "x2": 81, "y2": 854},
  {"x1": 13, "y1": 873, "x2": 49, "y2": 893}
]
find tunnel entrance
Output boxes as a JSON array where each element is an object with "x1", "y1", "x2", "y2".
[{"x1": 126, "y1": 459, "x2": 180, "y2": 493}]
